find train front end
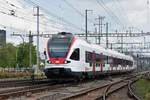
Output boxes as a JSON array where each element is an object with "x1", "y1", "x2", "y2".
[{"x1": 44, "y1": 32, "x2": 76, "y2": 79}]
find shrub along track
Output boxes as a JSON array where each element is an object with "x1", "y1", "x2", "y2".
[{"x1": 0, "y1": 78, "x2": 50, "y2": 88}]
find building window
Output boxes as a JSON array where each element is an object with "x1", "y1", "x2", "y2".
[{"x1": 70, "y1": 48, "x2": 80, "y2": 61}]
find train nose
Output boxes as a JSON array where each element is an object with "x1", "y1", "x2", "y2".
[{"x1": 44, "y1": 68, "x2": 72, "y2": 78}]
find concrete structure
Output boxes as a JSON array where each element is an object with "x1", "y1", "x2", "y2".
[{"x1": 0, "y1": 30, "x2": 6, "y2": 47}]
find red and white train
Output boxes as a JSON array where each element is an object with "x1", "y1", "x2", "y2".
[{"x1": 44, "y1": 32, "x2": 136, "y2": 79}]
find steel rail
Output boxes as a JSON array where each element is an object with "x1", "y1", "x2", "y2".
[
  {"x1": 62, "y1": 71, "x2": 148, "y2": 100},
  {"x1": 128, "y1": 80, "x2": 141, "y2": 100}
]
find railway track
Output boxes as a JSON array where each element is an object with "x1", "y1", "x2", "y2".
[
  {"x1": 62, "y1": 71, "x2": 147, "y2": 100},
  {"x1": 0, "y1": 81, "x2": 73, "y2": 100},
  {"x1": 0, "y1": 78, "x2": 50, "y2": 88},
  {"x1": 0, "y1": 71, "x2": 147, "y2": 100},
  {"x1": 128, "y1": 80, "x2": 141, "y2": 100},
  {"x1": 0, "y1": 78, "x2": 93, "y2": 100}
]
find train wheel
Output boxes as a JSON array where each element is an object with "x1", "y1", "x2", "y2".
[
  {"x1": 92, "y1": 75, "x2": 95, "y2": 79},
  {"x1": 81, "y1": 74, "x2": 85, "y2": 80}
]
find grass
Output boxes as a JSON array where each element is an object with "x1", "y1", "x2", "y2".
[{"x1": 136, "y1": 78, "x2": 150, "y2": 100}]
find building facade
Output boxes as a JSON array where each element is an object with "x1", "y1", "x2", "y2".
[{"x1": 0, "y1": 30, "x2": 6, "y2": 47}]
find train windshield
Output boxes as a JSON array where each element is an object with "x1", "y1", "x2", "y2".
[{"x1": 48, "y1": 33, "x2": 73, "y2": 58}]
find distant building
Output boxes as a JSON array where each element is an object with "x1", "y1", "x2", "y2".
[{"x1": 0, "y1": 30, "x2": 6, "y2": 47}]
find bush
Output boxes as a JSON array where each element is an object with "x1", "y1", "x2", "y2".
[
  {"x1": 0, "y1": 72, "x2": 33, "y2": 78},
  {"x1": 145, "y1": 93, "x2": 150, "y2": 100}
]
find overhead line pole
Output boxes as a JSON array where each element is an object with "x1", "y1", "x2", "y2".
[
  {"x1": 37, "y1": 6, "x2": 39, "y2": 70},
  {"x1": 95, "y1": 16, "x2": 105, "y2": 44},
  {"x1": 29, "y1": 31, "x2": 33, "y2": 69},
  {"x1": 147, "y1": 0, "x2": 150, "y2": 32},
  {"x1": 100, "y1": 16, "x2": 105, "y2": 44},
  {"x1": 34, "y1": 6, "x2": 40, "y2": 70},
  {"x1": 85, "y1": 9, "x2": 93, "y2": 40},
  {"x1": 95, "y1": 27, "x2": 97, "y2": 43},
  {"x1": 85, "y1": 10, "x2": 88, "y2": 40},
  {"x1": 106, "y1": 22, "x2": 109, "y2": 48}
]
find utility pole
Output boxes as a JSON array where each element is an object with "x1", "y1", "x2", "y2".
[
  {"x1": 116, "y1": 30, "x2": 120, "y2": 52},
  {"x1": 106, "y1": 22, "x2": 109, "y2": 48},
  {"x1": 85, "y1": 9, "x2": 92, "y2": 40},
  {"x1": 129, "y1": 27, "x2": 133, "y2": 33},
  {"x1": 94, "y1": 16, "x2": 105, "y2": 44},
  {"x1": 147, "y1": 0, "x2": 150, "y2": 32},
  {"x1": 144, "y1": 37, "x2": 146, "y2": 49},
  {"x1": 29, "y1": 31, "x2": 33, "y2": 68},
  {"x1": 121, "y1": 34, "x2": 123, "y2": 53},
  {"x1": 37, "y1": 6, "x2": 39, "y2": 70},
  {"x1": 34, "y1": 6, "x2": 40, "y2": 69},
  {"x1": 95, "y1": 27, "x2": 97, "y2": 43},
  {"x1": 85, "y1": 10, "x2": 87, "y2": 40}
]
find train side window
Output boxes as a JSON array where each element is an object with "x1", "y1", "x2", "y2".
[
  {"x1": 107, "y1": 56, "x2": 113, "y2": 64},
  {"x1": 96, "y1": 54, "x2": 100, "y2": 67},
  {"x1": 122, "y1": 60, "x2": 126, "y2": 66},
  {"x1": 70, "y1": 48, "x2": 80, "y2": 61},
  {"x1": 117, "y1": 59, "x2": 122, "y2": 65},
  {"x1": 113, "y1": 58, "x2": 117, "y2": 66},
  {"x1": 86, "y1": 51, "x2": 92, "y2": 63},
  {"x1": 103, "y1": 55, "x2": 108, "y2": 64},
  {"x1": 128, "y1": 61, "x2": 133, "y2": 66}
]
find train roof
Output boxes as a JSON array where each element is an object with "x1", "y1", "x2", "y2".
[
  {"x1": 75, "y1": 37, "x2": 133, "y2": 61},
  {"x1": 50, "y1": 32, "x2": 133, "y2": 61}
]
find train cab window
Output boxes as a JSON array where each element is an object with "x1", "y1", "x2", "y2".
[
  {"x1": 70, "y1": 48, "x2": 80, "y2": 61},
  {"x1": 85, "y1": 51, "x2": 92, "y2": 67}
]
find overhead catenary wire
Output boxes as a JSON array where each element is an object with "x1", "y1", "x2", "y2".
[
  {"x1": 32, "y1": 0, "x2": 93, "y2": 32},
  {"x1": 0, "y1": 9, "x2": 63, "y2": 31},
  {"x1": 23, "y1": 0, "x2": 85, "y2": 32},
  {"x1": 111, "y1": 0, "x2": 129, "y2": 26},
  {"x1": 3, "y1": 0, "x2": 21, "y2": 9},
  {"x1": 0, "y1": 0, "x2": 84, "y2": 32},
  {"x1": 0, "y1": 1, "x2": 68, "y2": 32},
  {"x1": 62, "y1": 0, "x2": 95, "y2": 24},
  {"x1": 96, "y1": 0, "x2": 125, "y2": 29}
]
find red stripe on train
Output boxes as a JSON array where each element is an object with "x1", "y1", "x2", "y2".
[
  {"x1": 93, "y1": 64, "x2": 95, "y2": 72},
  {"x1": 111, "y1": 66, "x2": 113, "y2": 71},
  {"x1": 47, "y1": 40, "x2": 50, "y2": 60},
  {"x1": 66, "y1": 38, "x2": 76, "y2": 58},
  {"x1": 115, "y1": 66, "x2": 117, "y2": 70},
  {"x1": 100, "y1": 64, "x2": 103, "y2": 71}
]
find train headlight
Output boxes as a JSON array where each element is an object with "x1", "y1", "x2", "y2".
[
  {"x1": 47, "y1": 60, "x2": 51, "y2": 64},
  {"x1": 64, "y1": 60, "x2": 71, "y2": 64},
  {"x1": 64, "y1": 60, "x2": 67, "y2": 64}
]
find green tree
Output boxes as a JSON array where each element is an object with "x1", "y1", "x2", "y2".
[
  {"x1": 17, "y1": 42, "x2": 37, "y2": 68},
  {"x1": 0, "y1": 43, "x2": 16, "y2": 68}
]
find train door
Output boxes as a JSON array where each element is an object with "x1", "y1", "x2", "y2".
[
  {"x1": 92, "y1": 52, "x2": 96, "y2": 72},
  {"x1": 100, "y1": 54, "x2": 103, "y2": 71}
]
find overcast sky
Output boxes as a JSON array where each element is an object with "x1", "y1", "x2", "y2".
[{"x1": 0, "y1": 0, "x2": 149, "y2": 52}]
